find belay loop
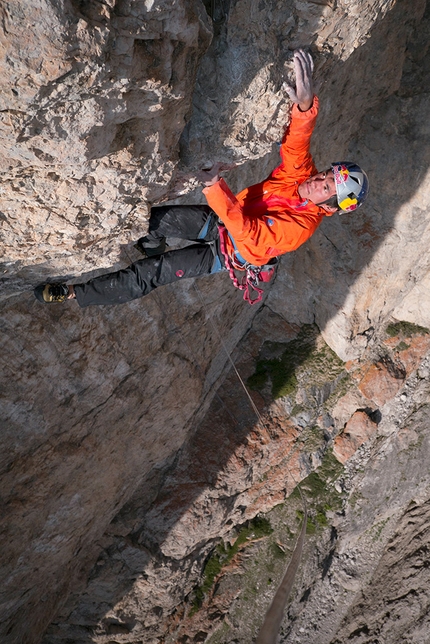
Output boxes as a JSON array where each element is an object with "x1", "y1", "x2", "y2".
[{"x1": 218, "y1": 225, "x2": 277, "y2": 305}]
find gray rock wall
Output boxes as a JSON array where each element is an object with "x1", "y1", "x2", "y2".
[
  {"x1": 1, "y1": 275, "x2": 259, "y2": 644},
  {"x1": 1, "y1": 1, "x2": 430, "y2": 643},
  {"x1": 266, "y1": 0, "x2": 430, "y2": 359},
  {"x1": 0, "y1": 0, "x2": 212, "y2": 291}
]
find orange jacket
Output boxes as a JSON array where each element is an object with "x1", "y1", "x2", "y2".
[{"x1": 203, "y1": 96, "x2": 331, "y2": 266}]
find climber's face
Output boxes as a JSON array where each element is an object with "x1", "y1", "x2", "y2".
[{"x1": 299, "y1": 169, "x2": 337, "y2": 206}]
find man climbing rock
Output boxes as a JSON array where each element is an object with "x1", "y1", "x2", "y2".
[{"x1": 35, "y1": 49, "x2": 368, "y2": 307}]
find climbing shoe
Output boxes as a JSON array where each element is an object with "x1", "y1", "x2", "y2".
[{"x1": 34, "y1": 283, "x2": 69, "y2": 304}]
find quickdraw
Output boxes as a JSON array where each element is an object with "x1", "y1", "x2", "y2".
[{"x1": 218, "y1": 225, "x2": 276, "y2": 305}]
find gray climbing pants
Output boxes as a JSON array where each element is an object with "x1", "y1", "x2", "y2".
[{"x1": 73, "y1": 204, "x2": 224, "y2": 307}]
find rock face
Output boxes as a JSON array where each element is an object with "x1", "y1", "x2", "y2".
[
  {"x1": 266, "y1": 0, "x2": 430, "y2": 360},
  {"x1": 1, "y1": 276, "x2": 261, "y2": 644},
  {"x1": 40, "y1": 317, "x2": 430, "y2": 644},
  {"x1": 1, "y1": 1, "x2": 430, "y2": 644},
  {"x1": 0, "y1": 0, "x2": 212, "y2": 291}
]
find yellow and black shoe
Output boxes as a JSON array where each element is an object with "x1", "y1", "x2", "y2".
[{"x1": 34, "y1": 283, "x2": 69, "y2": 304}]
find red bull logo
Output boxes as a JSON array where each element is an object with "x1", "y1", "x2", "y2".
[
  {"x1": 333, "y1": 164, "x2": 350, "y2": 185},
  {"x1": 339, "y1": 196, "x2": 358, "y2": 211}
]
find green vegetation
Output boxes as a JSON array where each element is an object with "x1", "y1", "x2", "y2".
[
  {"x1": 247, "y1": 325, "x2": 317, "y2": 398},
  {"x1": 191, "y1": 516, "x2": 273, "y2": 613},
  {"x1": 206, "y1": 620, "x2": 230, "y2": 644},
  {"x1": 296, "y1": 509, "x2": 310, "y2": 531},
  {"x1": 204, "y1": 451, "x2": 346, "y2": 640},
  {"x1": 318, "y1": 449, "x2": 345, "y2": 483},
  {"x1": 386, "y1": 321, "x2": 429, "y2": 338},
  {"x1": 290, "y1": 450, "x2": 345, "y2": 534},
  {"x1": 292, "y1": 451, "x2": 343, "y2": 497},
  {"x1": 291, "y1": 403, "x2": 304, "y2": 417},
  {"x1": 297, "y1": 425, "x2": 325, "y2": 452},
  {"x1": 271, "y1": 542, "x2": 289, "y2": 559},
  {"x1": 247, "y1": 360, "x2": 274, "y2": 392},
  {"x1": 301, "y1": 472, "x2": 327, "y2": 498},
  {"x1": 371, "y1": 517, "x2": 390, "y2": 542},
  {"x1": 349, "y1": 489, "x2": 364, "y2": 508},
  {"x1": 395, "y1": 341, "x2": 410, "y2": 352},
  {"x1": 295, "y1": 509, "x2": 321, "y2": 535},
  {"x1": 323, "y1": 372, "x2": 352, "y2": 411},
  {"x1": 316, "y1": 509, "x2": 329, "y2": 527},
  {"x1": 306, "y1": 516, "x2": 316, "y2": 534},
  {"x1": 247, "y1": 325, "x2": 345, "y2": 400},
  {"x1": 199, "y1": 327, "x2": 363, "y2": 636}
]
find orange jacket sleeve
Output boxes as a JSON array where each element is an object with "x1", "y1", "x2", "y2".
[
  {"x1": 203, "y1": 178, "x2": 251, "y2": 242},
  {"x1": 271, "y1": 96, "x2": 319, "y2": 181},
  {"x1": 203, "y1": 97, "x2": 323, "y2": 265}
]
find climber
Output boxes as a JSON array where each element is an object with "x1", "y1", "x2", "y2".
[{"x1": 34, "y1": 49, "x2": 369, "y2": 307}]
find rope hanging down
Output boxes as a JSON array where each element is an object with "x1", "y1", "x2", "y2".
[{"x1": 192, "y1": 283, "x2": 308, "y2": 644}]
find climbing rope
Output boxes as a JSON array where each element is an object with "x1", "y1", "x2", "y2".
[
  {"x1": 151, "y1": 290, "x2": 243, "y2": 429},
  {"x1": 150, "y1": 271, "x2": 308, "y2": 644},
  {"x1": 191, "y1": 282, "x2": 308, "y2": 644},
  {"x1": 192, "y1": 282, "x2": 265, "y2": 424}
]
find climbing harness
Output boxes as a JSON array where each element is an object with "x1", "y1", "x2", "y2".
[{"x1": 218, "y1": 224, "x2": 277, "y2": 305}]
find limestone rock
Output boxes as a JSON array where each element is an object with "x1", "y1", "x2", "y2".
[
  {"x1": 0, "y1": 274, "x2": 260, "y2": 644},
  {"x1": 0, "y1": 0, "x2": 212, "y2": 295},
  {"x1": 40, "y1": 314, "x2": 430, "y2": 644},
  {"x1": 333, "y1": 410, "x2": 378, "y2": 464},
  {"x1": 267, "y1": 0, "x2": 429, "y2": 360},
  {"x1": 2, "y1": 1, "x2": 430, "y2": 644},
  {"x1": 331, "y1": 389, "x2": 374, "y2": 432},
  {"x1": 357, "y1": 362, "x2": 404, "y2": 407}
]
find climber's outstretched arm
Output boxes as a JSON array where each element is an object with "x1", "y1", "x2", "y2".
[{"x1": 284, "y1": 48, "x2": 314, "y2": 112}]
